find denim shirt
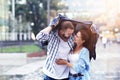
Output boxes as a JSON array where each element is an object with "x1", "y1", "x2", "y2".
[{"x1": 69, "y1": 47, "x2": 90, "y2": 80}]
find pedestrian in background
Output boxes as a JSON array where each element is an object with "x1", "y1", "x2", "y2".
[{"x1": 102, "y1": 37, "x2": 107, "y2": 48}]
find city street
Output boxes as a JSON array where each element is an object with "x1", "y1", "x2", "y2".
[
  {"x1": 90, "y1": 40, "x2": 120, "y2": 80},
  {"x1": 1, "y1": 0, "x2": 120, "y2": 80},
  {"x1": 0, "y1": 39, "x2": 120, "y2": 80}
]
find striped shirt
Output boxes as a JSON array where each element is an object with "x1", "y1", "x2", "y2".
[{"x1": 36, "y1": 30, "x2": 74, "y2": 79}]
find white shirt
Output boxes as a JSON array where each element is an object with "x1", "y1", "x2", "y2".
[
  {"x1": 68, "y1": 53, "x2": 79, "y2": 74},
  {"x1": 43, "y1": 37, "x2": 71, "y2": 79}
]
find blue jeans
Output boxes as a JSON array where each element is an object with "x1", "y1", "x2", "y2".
[
  {"x1": 43, "y1": 75, "x2": 69, "y2": 80},
  {"x1": 69, "y1": 75, "x2": 82, "y2": 80}
]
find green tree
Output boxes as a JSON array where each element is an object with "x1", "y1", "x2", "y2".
[
  {"x1": 9, "y1": 0, "x2": 61, "y2": 36},
  {"x1": 26, "y1": 0, "x2": 60, "y2": 36}
]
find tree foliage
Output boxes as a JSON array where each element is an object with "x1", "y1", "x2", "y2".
[{"x1": 9, "y1": 0, "x2": 60, "y2": 36}]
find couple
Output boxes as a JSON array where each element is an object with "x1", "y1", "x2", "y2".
[{"x1": 36, "y1": 14, "x2": 97, "y2": 80}]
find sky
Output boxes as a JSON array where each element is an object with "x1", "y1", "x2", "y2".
[
  {"x1": 62, "y1": 0, "x2": 120, "y2": 15},
  {"x1": 65, "y1": 0, "x2": 106, "y2": 12}
]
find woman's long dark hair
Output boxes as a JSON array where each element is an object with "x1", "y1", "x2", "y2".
[{"x1": 74, "y1": 23, "x2": 96, "y2": 60}]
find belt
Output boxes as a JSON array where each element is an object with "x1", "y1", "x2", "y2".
[{"x1": 70, "y1": 73, "x2": 84, "y2": 77}]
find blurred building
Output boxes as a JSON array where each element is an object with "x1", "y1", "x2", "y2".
[
  {"x1": 0, "y1": 0, "x2": 9, "y2": 40},
  {"x1": 0, "y1": 0, "x2": 31, "y2": 41}
]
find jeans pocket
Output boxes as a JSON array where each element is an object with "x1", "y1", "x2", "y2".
[{"x1": 76, "y1": 77, "x2": 82, "y2": 80}]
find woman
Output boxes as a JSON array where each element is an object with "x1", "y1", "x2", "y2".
[{"x1": 56, "y1": 23, "x2": 92, "y2": 80}]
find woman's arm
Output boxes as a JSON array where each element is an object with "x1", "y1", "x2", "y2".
[
  {"x1": 72, "y1": 49, "x2": 90, "y2": 73},
  {"x1": 56, "y1": 49, "x2": 90, "y2": 73},
  {"x1": 56, "y1": 58, "x2": 85, "y2": 73}
]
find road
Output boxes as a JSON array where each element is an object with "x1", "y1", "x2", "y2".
[
  {"x1": 0, "y1": 40, "x2": 120, "y2": 80},
  {"x1": 90, "y1": 40, "x2": 120, "y2": 80}
]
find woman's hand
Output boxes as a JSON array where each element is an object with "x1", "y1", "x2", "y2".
[
  {"x1": 56, "y1": 58, "x2": 73, "y2": 68},
  {"x1": 55, "y1": 59, "x2": 68, "y2": 65}
]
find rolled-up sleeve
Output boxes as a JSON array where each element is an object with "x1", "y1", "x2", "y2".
[
  {"x1": 36, "y1": 31, "x2": 54, "y2": 48},
  {"x1": 36, "y1": 31, "x2": 49, "y2": 42},
  {"x1": 72, "y1": 48, "x2": 90, "y2": 73}
]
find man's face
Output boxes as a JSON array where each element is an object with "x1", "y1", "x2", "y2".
[{"x1": 59, "y1": 28, "x2": 74, "y2": 41}]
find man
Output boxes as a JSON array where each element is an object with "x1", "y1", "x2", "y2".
[{"x1": 36, "y1": 14, "x2": 75, "y2": 80}]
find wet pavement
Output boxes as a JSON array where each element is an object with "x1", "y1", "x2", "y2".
[
  {"x1": 0, "y1": 40, "x2": 120, "y2": 80},
  {"x1": 90, "y1": 40, "x2": 120, "y2": 80}
]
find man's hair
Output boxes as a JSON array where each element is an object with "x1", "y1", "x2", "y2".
[{"x1": 59, "y1": 21, "x2": 74, "y2": 30}]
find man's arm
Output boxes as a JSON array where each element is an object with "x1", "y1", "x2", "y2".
[
  {"x1": 35, "y1": 26, "x2": 52, "y2": 48},
  {"x1": 36, "y1": 14, "x2": 67, "y2": 43},
  {"x1": 38, "y1": 26, "x2": 52, "y2": 34},
  {"x1": 36, "y1": 26, "x2": 52, "y2": 41}
]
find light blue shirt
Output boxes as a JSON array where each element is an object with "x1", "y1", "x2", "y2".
[{"x1": 68, "y1": 47, "x2": 90, "y2": 80}]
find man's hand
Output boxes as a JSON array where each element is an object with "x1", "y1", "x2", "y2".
[
  {"x1": 49, "y1": 14, "x2": 68, "y2": 27},
  {"x1": 49, "y1": 15, "x2": 60, "y2": 27}
]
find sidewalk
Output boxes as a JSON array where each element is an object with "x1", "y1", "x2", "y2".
[
  {"x1": 3, "y1": 58, "x2": 45, "y2": 76},
  {"x1": 90, "y1": 41, "x2": 120, "y2": 80},
  {"x1": 1, "y1": 56, "x2": 46, "y2": 80},
  {"x1": 0, "y1": 41, "x2": 120, "y2": 80},
  {"x1": 0, "y1": 53, "x2": 27, "y2": 65}
]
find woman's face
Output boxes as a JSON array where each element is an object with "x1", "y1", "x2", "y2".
[{"x1": 74, "y1": 31, "x2": 85, "y2": 46}]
